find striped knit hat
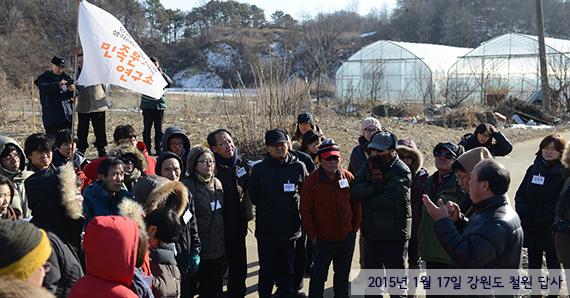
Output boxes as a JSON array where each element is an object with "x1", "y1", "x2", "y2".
[{"x1": 0, "y1": 220, "x2": 52, "y2": 281}]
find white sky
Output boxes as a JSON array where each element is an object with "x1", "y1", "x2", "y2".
[{"x1": 160, "y1": 0, "x2": 398, "y2": 20}]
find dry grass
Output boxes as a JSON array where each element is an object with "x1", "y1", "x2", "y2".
[{"x1": 0, "y1": 84, "x2": 563, "y2": 168}]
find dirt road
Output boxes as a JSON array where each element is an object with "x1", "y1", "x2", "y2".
[{"x1": 239, "y1": 129, "x2": 569, "y2": 297}]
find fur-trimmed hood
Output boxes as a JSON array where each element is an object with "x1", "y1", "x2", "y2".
[
  {"x1": 109, "y1": 144, "x2": 147, "y2": 173},
  {"x1": 119, "y1": 198, "x2": 147, "y2": 232},
  {"x1": 25, "y1": 163, "x2": 84, "y2": 244},
  {"x1": 26, "y1": 163, "x2": 83, "y2": 220},
  {"x1": 562, "y1": 141, "x2": 570, "y2": 169},
  {"x1": 396, "y1": 145, "x2": 423, "y2": 175},
  {"x1": 144, "y1": 181, "x2": 189, "y2": 218}
]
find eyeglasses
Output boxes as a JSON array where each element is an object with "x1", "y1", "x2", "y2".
[
  {"x1": 42, "y1": 262, "x2": 51, "y2": 273},
  {"x1": 364, "y1": 127, "x2": 379, "y2": 133},
  {"x1": 197, "y1": 159, "x2": 215, "y2": 165}
]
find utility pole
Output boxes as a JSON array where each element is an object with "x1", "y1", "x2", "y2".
[{"x1": 536, "y1": 0, "x2": 550, "y2": 112}]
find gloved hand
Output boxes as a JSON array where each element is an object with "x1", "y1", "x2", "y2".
[{"x1": 188, "y1": 250, "x2": 200, "y2": 276}]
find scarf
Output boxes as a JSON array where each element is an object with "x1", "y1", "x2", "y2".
[
  {"x1": 214, "y1": 146, "x2": 239, "y2": 168},
  {"x1": 197, "y1": 173, "x2": 213, "y2": 185}
]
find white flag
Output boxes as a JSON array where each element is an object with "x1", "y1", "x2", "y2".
[{"x1": 77, "y1": 0, "x2": 167, "y2": 99}]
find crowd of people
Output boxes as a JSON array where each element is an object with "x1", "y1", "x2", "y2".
[{"x1": 0, "y1": 56, "x2": 569, "y2": 298}]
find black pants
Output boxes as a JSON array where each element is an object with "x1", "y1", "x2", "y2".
[
  {"x1": 528, "y1": 247, "x2": 561, "y2": 298},
  {"x1": 309, "y1": 231, "x2": 356, "y2": 298},
  {"x1": 257, "y1": 239, "x2": 296, "y2": 298},
  {"x1": 363, "y1": 239, "x2": 407, "y2": 297},
  {"x1": 293, "y1": 230, "x2": 308, "y2": 291},
  {"x1": 77, "y1": 112, "x2": 107, "y2": 154},
  {"x1": 407, "y1": 235, "x2": 420, "y2": 269},
  {"x1": 45, "y1": 122, "x2": 71, "y2": 137},
  {"x1": 363, "y1": 239, "x2": 407, "y2": 270},
  {"x1": 225, "y1": 236, "x2": 248, "y2": 297},
  {"x1": 195, "y1": 256, "x2": 225, "y2": 298},
  {"x1": 142, "y1": 109, "x2": 164, "y2": 155},
  {"x1": 527, "y1": 247, "x2": 560, "y2": 269}
]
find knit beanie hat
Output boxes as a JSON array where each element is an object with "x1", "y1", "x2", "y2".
[
  {"x1": 317, "y1": 138, "x2": 341, "y2": 159},
  {"x1": 132, "y1": 175, "x2": 169, "y2": 206},
  {"x1": 0, "y1": 220, "x2": 52, "y2": 281},
  {"x1": 155, "y1": 151, "x2": 183, "y2": 177},
  {"x1": 361, "y1": 117, "x2": 382, "y2": 135},
  {"x1": 454, "y1": 147, "x2": 493, "y2": 173}
]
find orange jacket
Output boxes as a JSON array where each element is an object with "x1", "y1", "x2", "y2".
[{"x1": 300, "y1": 168, "x2": 361, "y2": 241}]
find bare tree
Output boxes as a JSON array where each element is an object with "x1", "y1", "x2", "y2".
[{"x1": 298, "y1": 15, "x2": 343, "y2": 104}]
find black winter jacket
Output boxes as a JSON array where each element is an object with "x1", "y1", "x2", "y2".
[
  {"x1": 515, "y1": 156, "x2": 564, "y2": 250},
  {"x1": 215, "y1": 156, "x2": 253, "y2": 241},
  {"x1": 183, "y1": 177, "x2": 225, "y2": 259},
  {"x1": 434, "y1": 195, "x2": 523, "y2": 268},
  {"x1": 250, "y1": 154, "x2": 307, "y2": 241},
  {"x1": 351, "y1": 157, "x2": 412, "y2": 241},
  {"x1": 290, "y1": 149, "x2": 316, "y2": 173},
  {"x1": 34, "y1": 70, "x2": 75, "y2": 128},
  {"x1": 43, "y1": 232, "x2": 84, "y2": 297},
  {"x1": 175, "y1": 198, "x2": 201, "y2": 274},
  {"x1": 458, "y1": 132, "x2": 513, "y2": 157}
]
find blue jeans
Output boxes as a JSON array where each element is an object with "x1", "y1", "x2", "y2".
[{"x1": 309, "y1": 230, "x2": 356, "y2": 298}]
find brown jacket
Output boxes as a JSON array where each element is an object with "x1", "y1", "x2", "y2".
[
  {"x1": 150, "y1": 243, "x2": 181, "y2": 298},
  {"x1": 300, "y1": 168, "x2": 361, "y2": 241}
]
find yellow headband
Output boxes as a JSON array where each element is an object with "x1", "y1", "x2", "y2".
[{"x1": 0, "y1": 229, "x2": 52, "y2": 281}]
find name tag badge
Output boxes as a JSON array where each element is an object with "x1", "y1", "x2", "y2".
[
  {"x1": 283, "y1": 182, "x2": 296, "y2": 192},
  {"x1": 210, "y1": 201, "x2": 222, "y2": 211},
  {"x1": 339, "y1": 178, "x2": 349, "y2": 189},
  {"x1": 182, "y1": 209, "x2": 192, "y2": 224},
  {"x1": 236, "y1": 167, "x2": 247, "y2": 178},
  {"x1": 531, "y1": 175, "x2": 545, "y2": 185}
]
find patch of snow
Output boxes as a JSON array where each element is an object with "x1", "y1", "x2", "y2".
[
  {"x1": 205, "y1": 43, "x2": 240, "y2": 71},
  {"x1": 360, "y1": 31, "x2": 376, "y2": 38},
  {"x1": 173, "y1": 70, "x2": 223, "y2": 89},
  {"x1": 166, "y1": 88, "x2": 257, "y2": 97},
  {"x1": 510, "y1": 123, "x2": 553, "y2": 129}
]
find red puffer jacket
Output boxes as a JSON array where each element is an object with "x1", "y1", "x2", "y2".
[{"x1": 69, "y1": 216, "x2": 139, "y2": 298}]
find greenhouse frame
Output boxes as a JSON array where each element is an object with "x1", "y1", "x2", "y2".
[
  {"x1": 447, "y1": 33, "x2": 570, "y2": 105},
  {"x1": 335, "y1": 40, "x2": 472, "y2": 103}
]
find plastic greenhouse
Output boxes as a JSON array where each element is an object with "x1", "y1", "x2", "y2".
[
  {"x1": 447, "y1": 33, "x2": 570, "y2": 105},
  {"x1": 335, "y1": 40, "x2": 472, "y2": 103}
]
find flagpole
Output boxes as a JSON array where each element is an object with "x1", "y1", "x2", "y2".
[{"x1": 71, "y1": 0, "x2": 82, "y2": 145}]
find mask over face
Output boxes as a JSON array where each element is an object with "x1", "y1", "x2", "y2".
[{"x1": 369, "y1": 152, "x2": 394, "y2": 170}]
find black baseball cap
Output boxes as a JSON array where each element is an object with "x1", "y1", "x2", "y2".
[
  {"x1": 51, "y1": 56, "x2": 67, "y2": 67},
  {"x1": 265, "y1": 129, "x2": 289, "y2": 146}
]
